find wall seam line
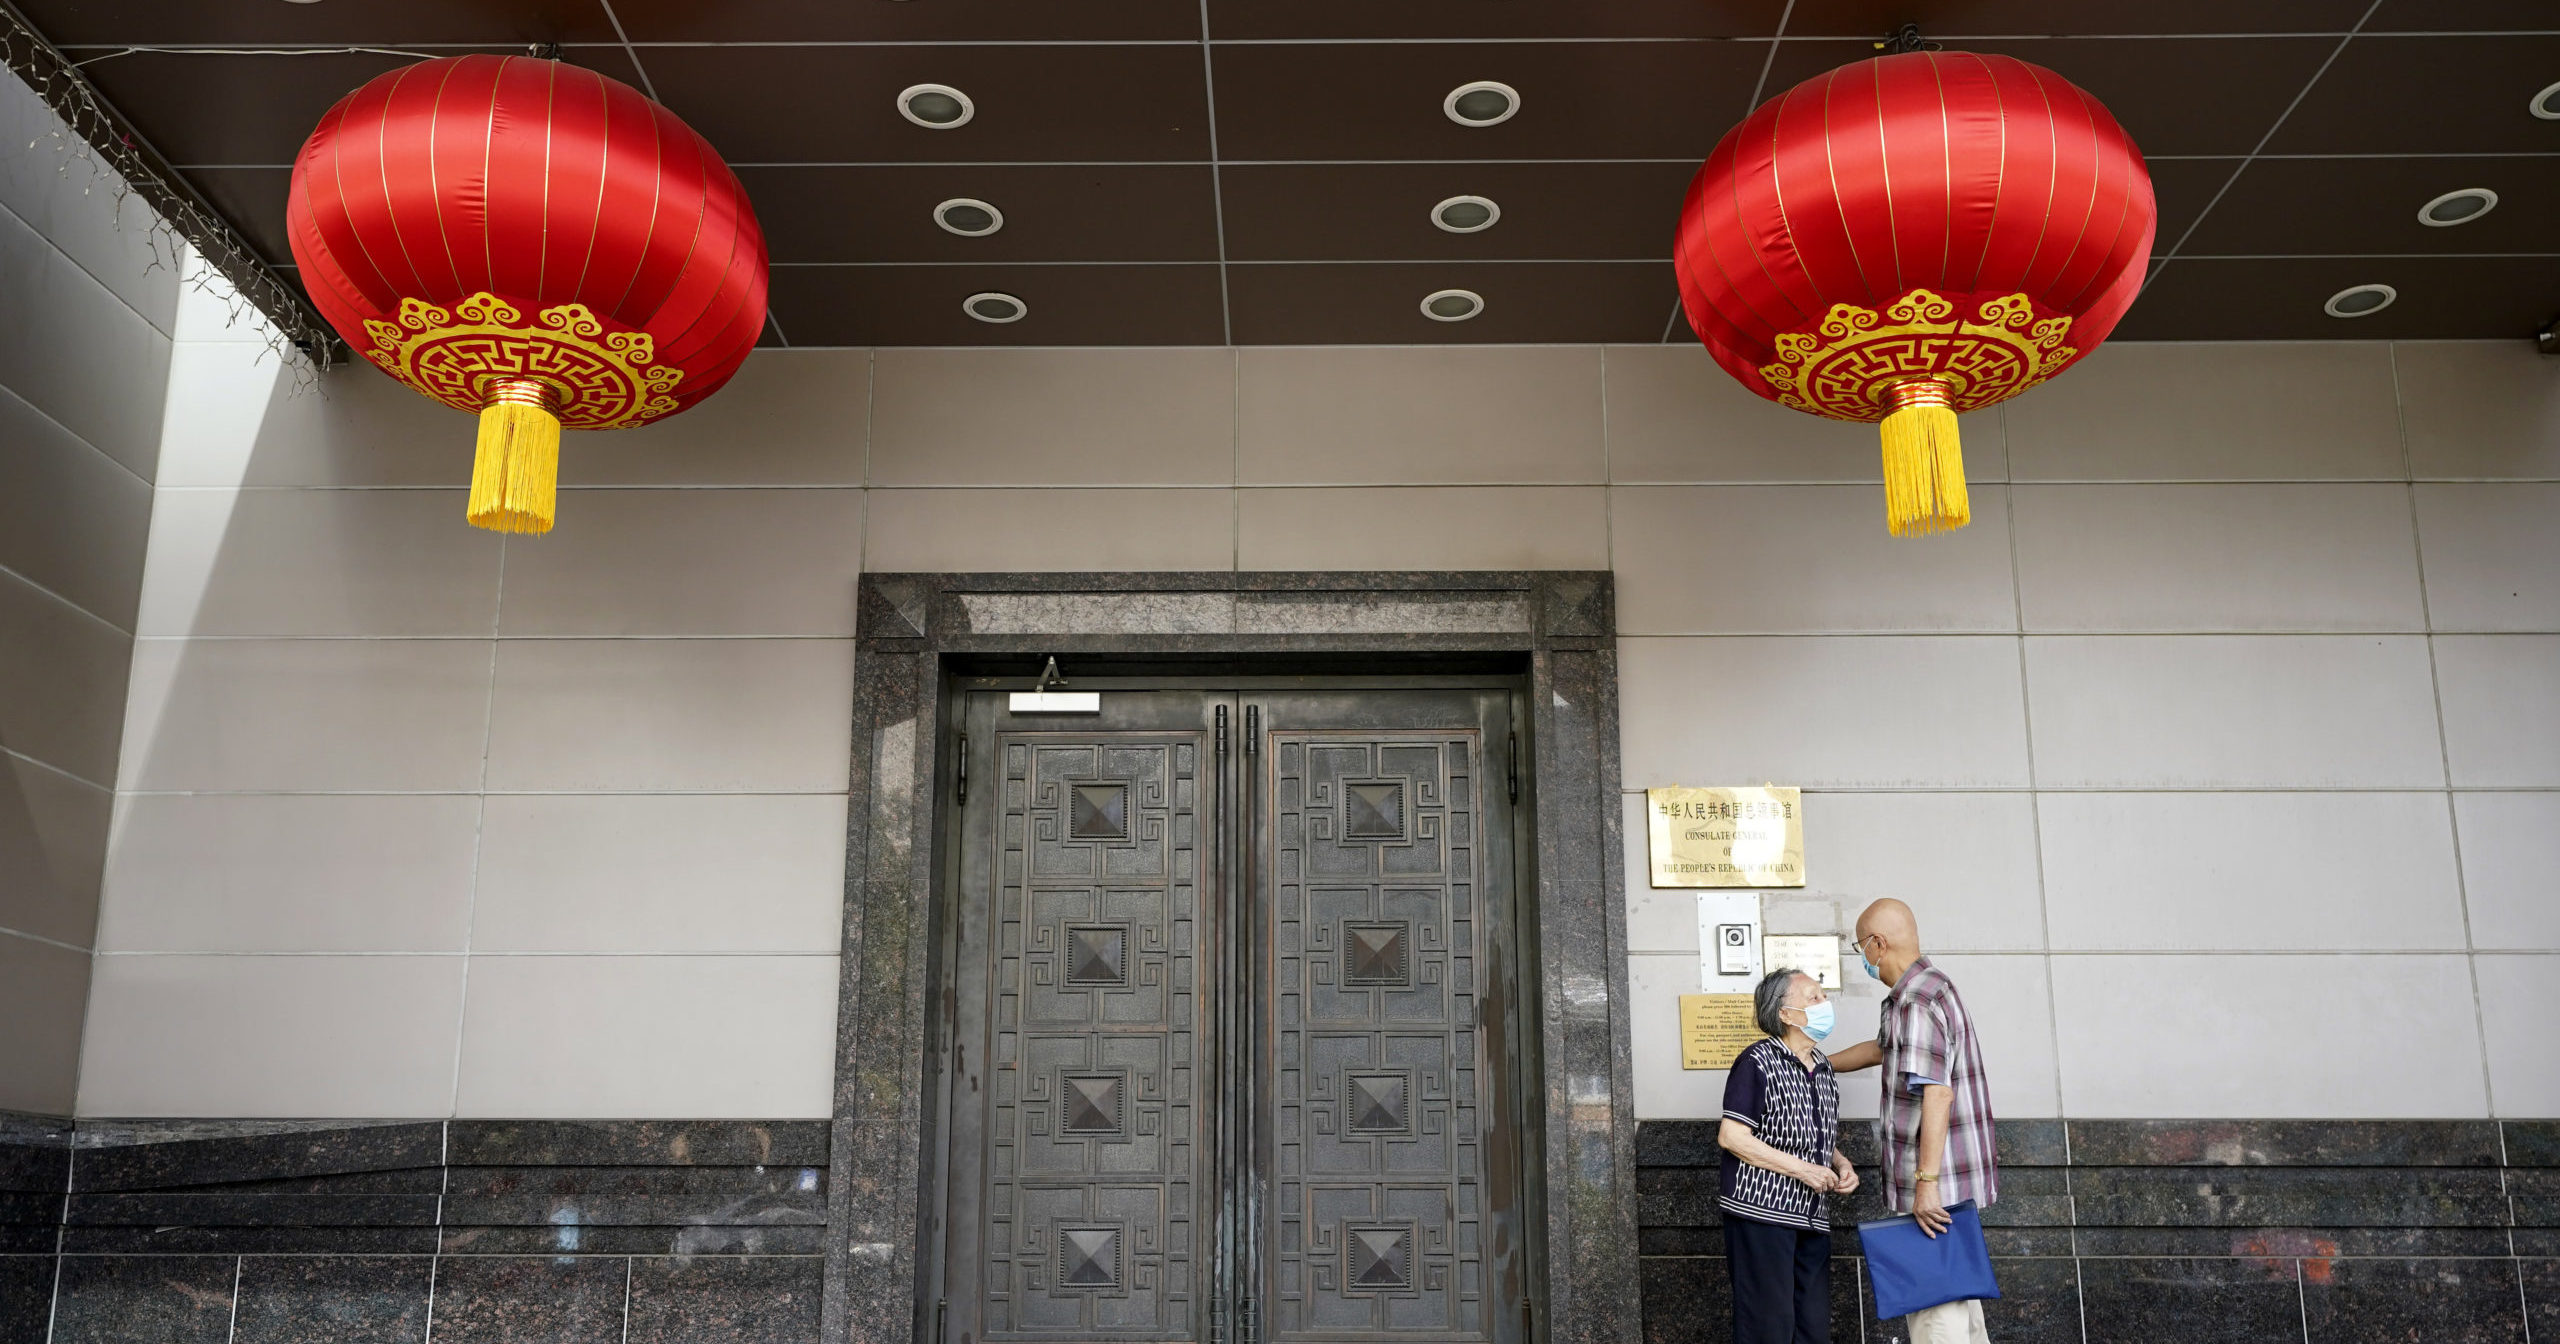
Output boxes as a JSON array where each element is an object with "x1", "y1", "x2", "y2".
[
  {"x1": 0, "y1": 560, "x2": 138, "y2": 639},
  {"x1": 442, "y1": 537, "x2": 506, "y2": 1119},
  {"x1": 2392, "y1": 342, "x2": 2499, "y2": 1120},
  {"x1": 0, "y1": 165, "x2": 181, "y2": 339},
  {"x1": 2000, "y1": 404, "x2": 2070, "y2": 1123}
]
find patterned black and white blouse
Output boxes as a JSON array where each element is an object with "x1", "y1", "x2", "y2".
[{"x1": 1718, "y1": 1035, "x2": 1842, "y2": 1231}]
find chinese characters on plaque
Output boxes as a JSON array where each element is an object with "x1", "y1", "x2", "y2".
[{"x1": 1647, "y1": 786, "x2": 1804, "y2": 888}]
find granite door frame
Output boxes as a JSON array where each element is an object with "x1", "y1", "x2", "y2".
[{"x1": 822, "y1": 572, "x2": 1638, "y2": 1344}]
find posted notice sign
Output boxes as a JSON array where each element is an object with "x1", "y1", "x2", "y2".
[
  {"x1": 1679, "y1": 994, "x2": 1760, "y2": 1070},
  {"x1": 1647, "y1": 785, "x2": 1804, "y2": 888}
]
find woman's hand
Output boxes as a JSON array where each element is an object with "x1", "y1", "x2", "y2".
[
  {"x1": 1829, "y1": 1154, "x2": 1860, "y2": 1196},
  {"x1": 1793, "y1": 1160, "x2": 1839, "y2": 1193}
]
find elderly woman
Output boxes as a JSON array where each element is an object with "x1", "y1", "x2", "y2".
[{"x1": 1718, "y1": 967, "x2": 1859, "y2": 1344}]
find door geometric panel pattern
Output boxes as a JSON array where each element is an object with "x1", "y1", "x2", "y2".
[
  {"x1": 986, "y1": 735, "x2": 1200, "y2": 1338},
  {"x1": 1269, "y1": 734, "x2": 1487, "y2": 1339}
]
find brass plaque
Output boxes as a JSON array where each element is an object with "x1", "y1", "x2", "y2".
[
  {"x1": 1679, "y1": 993, "x2": 1761, "y2": 1070},
  {"x1": 1648, "y1": 786, "x2": 1805, "y2": 888}
]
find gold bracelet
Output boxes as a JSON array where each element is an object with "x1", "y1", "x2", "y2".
[{"x1": 1915, "y1": 1172, "x2": 1939, "y2": 1182}]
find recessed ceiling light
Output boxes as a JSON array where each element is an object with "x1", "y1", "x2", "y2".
[
  {"x1": 2323, "y1": 283, "x2": 2396, "y2": 319},
  {"x1": 934, "y1": 198, "x2": 1004, "y2": 237},
  {"x1": 898, "y1": 84, "x2": 974, "y2": 129},
  {"x1": 2530, "y1": 80, "x2": 2560, "y2": 120},
  {"x1": 1443, "y1": 81, "x2": 1519, "y2": 128},
  {"x1": 1431, "y1": 195, "x2": 1501, "y2": 234},
  {"x1": 1420, "y1": 288, "x2": 1484, "y2": 322},
  {"x1": 2417, "y1": 187, "x2": 2498, "y2": 227},
  {"x1": 964, "y1": 291, "x2": 1026, "y2": 324}
]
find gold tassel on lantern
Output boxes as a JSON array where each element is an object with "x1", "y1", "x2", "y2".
[
  {"x1": 1879, "y1": 378, "x2": 1969, "y2": 537},
  {"x1": 467, "y1": 377, "x2": 561, "y2": 534}
]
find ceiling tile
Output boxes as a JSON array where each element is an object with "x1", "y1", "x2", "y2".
[
  {"x1": 609, "y1": 0, "x2": 1201, "y2": 41},
  {"x1": 641, "y1": 44, "x2": 1212, "y2": 165},
  {"x1": 17, "y1": 0, "x2": 618, "y2": 45},
  {"x1": 1205, "y1": 0, "x2": 1784, "y2": 40},
  {"x1": 2117, "y1": 256, "x2": 2560, "y2": 339},
  {"x1": 1757, "y1": 37, "x2": 2342, "y2": 156},
  {"x1": 1225, "y1": 262, "x2": 1670, "y2": 343},
  {"x1": 2365, "y1": 1, "x2": 2560, "y2": 29},
  {"x1": 1210, "y1": 40, "x2": 1770, "y2": 162},
  {"x1": 2264, "y1": 35, "x2": 2560, "y2": 155},
  {"x1": 75, "y1": 48, "x2": 645, "y2": 167},
  {"x1": 2178, "y1": 156, "x2": 2560, "y2": 256},
  {"x1": 1218, "y1": 162, "x2": 1693, "y2": 261},
  {"x1": 768, "y1": 264, "x2": 1227, "y2": 345},
  {"x1": 735, "y1": 165, "x2": 1221, "y2": 263},
  {"x1": 2146, "y1": 158, "x2": 2242, "y2": 256},
  {"x1": 1780, "y1": 0, "x2": 2373, "y2": 37},
  {"x1": 184, "y1": 167, "x2": 294, "y2": 266}
]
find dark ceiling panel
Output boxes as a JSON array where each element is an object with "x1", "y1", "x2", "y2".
[
  {"x1": 2179, "y1": 156, "x2": 2560, "y2": 257},
  {"x1": 2265, "y1": 35, "x2": 2560, "y2": 155},
  {"x1": 2366, "y1": 0, "x2": 2560, "y2": 29},
  {"x1": 641, "y1": 44, "x2": 1212, "y2": 165},
  {"x1": 184, "y1": 167, "x2": 293, "y2": 266},
  {"x1": 2146, "y1": 158, "x2": 2240, "y2": 256},
  {"x1": 735, "y1": 165, "x2": 1221, "y2": 263},
  {"x1": 17, "y1": 0, "x2": 617, "y2": 45},
  {"x1": 1226, "y1": 261, "x2": 1670, "y2": 343},
  {"x1": 1218, "y1": 162, "x2": 1694, "y2": 261},
  {"x1": 768, "y1": 264, "x2": 1227, "y2": 345},
  {"x1": 1210, "y1": 41, "x2": 1768, "y2": 162},
  {"x1": 1757, "y1": 37, "x2": 2341, "y2": 157},
  {"x1": 1779, "y1": 0, "x2": 2373, "y2": 37},
  {"x1": 73, "y1": 47, "x2": 644, "y2": 166},
  {"x1": 2117, "y1": 256, "x2": 2560, "y2": 339},
  {"x1": 1204, "y1": 0, "x2": 1784, "y2": 41},
  {"x1": 609, "y1": 0, "x2": 1201, "y2": 42}
]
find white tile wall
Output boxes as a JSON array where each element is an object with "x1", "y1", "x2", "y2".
[
  {"x1": 2004, "y1": 343, "x2": 2404, "y2": 482},
  {"x1": 2433, "y1": 635, "x2": 2560, "y2": 787},
  {"x1": 1611, "y1": 485, "x2": 2017, "y2": 634},
  {"x1": 484, "y1": 638, "x2": 856, "y2": 793},
  {"x1": 2038, "y1": 792, "x2": 2466, "y2": 951},
  {"x1": 2010, "y1": 484, "x2": 2426, "y2": 632},
  {"x1": 120, "y1": 638, "x2": 495, "y2": 792},
  {"x1": 0, "y1": 201, "x2": 173, "y2": 479},
  {"x1": 81, "y1": 338, "x2": 2560, "y2": 1124},
  {"x1": 453, "y1": 954, "x2": 839, "y2": 1118},
  {"x1": 2453, "y1": 793, "x2": 2560, "y2": 950},
  {"x1": 2024, "y1": 635, "x2": 2446, "y2": 788},
  {"x1": 0, "y1": 932, "x2": 87, "y2": 1115},
  {"x1": 2474, "y1": 955, "x2": 2560, "y2": 1116},
  {"x1": 495, "y1": 489, "x2": 863, "y2": 637},
  {"x1": 2051, "y1": 955, "x2": 2489, "y2": 1117},
  {"x1": 79, "y1": 954, "x2": 466, "y2": 1117},
  {"x1": 2413, "y1": 484, "x2": 2560, "y2": 632},
  {"x1": 98, "y1": 795, "x2": 481, "y2": 953},
  {"x1": 1237, "y1": 486, "x2": 1608, "y2": 571},
  {"x1": 1619, "y1": 636, "x2": 2032, "y2": 789},
  {"x1": 472, "y1": 794, "x2": 847, "y2": 953}
]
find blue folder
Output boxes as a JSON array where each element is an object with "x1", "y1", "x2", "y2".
[{"x1": 1857, "y1": 1200, "x2": 2001, "y2": 1319}]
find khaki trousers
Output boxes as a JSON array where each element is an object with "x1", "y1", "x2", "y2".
[{"x1": 1907, "y1": 1297, "x2": 1989, "y2": 1344}]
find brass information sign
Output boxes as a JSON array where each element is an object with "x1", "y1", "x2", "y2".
[
  {"x1": 1648, "y1": 786, "x2": 1804, "y2": 888},
  {"x1": 1679, "y1": 993, "x2": 1761, "y2": 1070}
]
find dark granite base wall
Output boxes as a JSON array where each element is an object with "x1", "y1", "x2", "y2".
[
  {"x1": 1638, "y1": 1119, "x2": 2560, "y2": 1344},
  {"x1": 0, "y1": 1115, "x2": 826, "y2": 1344}
]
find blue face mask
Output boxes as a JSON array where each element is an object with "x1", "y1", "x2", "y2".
[
  {"x1": 1860, "y1": 950, "x2": 1883, "y2": 981},
  {"x1": 1798, "y1": 1000, "x2": 1836, "y2": 1042}
]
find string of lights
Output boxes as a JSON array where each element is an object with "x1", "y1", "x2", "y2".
[{"x1": 0, "y1": 1, "x2": 341, "y2": 377}]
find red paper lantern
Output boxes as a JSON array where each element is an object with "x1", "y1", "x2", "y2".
[
  {"x1": 287, "y1": 55, "x2": 768, "y2": 533},
  {"x1": 1674, "y1": 52, "x2": 2154, "y2": 535}
]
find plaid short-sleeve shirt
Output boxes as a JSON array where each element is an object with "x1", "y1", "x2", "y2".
[{"x1": 1877, "y1": 956, "x2": 1998, "y2": 1213}]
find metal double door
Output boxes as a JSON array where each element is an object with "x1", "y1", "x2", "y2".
[{"x1": 931, "y1": 685, "x2": 1536, "y2": 1344}]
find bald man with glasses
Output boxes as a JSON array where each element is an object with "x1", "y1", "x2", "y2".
[{"x1": 1826, "y1": 898, "x2": 1999, "y2": 1344}]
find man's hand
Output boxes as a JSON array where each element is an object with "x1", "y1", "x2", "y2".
[
  {"x1": 1794, "y1": 1161, "x2": 1839, "y2": 1194},
  {"x1": 1913, "y1": 1182, "x2": 1951, "y2": 1237},
  {"x1": 1830, "y1": 1154, "x2": 1860, "y2": 1197},
  {"x1": 1825, "y1": 1039, "x2": 1881, "y2": 1072}
]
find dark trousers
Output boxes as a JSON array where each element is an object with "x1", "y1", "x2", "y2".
[{"x1": 1724, "y1": 1214, "x2": 1833, "y2": 1344}]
